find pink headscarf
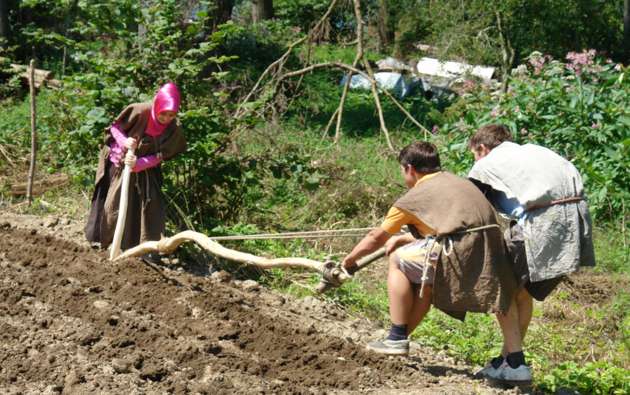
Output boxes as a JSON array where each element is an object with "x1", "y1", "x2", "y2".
[{"x1": 145, "y1": 82, "x2": 181, "y2": 137}]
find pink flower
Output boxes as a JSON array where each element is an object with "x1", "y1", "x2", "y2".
[
  {"x1": 514, "y1": 106, "x2": 520, "y2": 113},
  {"x1": 490, "y1": 106, "x2": 501, "y2": 118},
  {"x1": 462, "y1": 79, "x2": 476, "y2": 92},
  {"x1": 528, "y1": 53, "x2": 552, "y2": 75},
  {"x1": 566, "y1": 49, "x2": 596, "y2": 75},
  {"x1": 520, "y1": 128, "x2": 528, "y2": 135},
  {"x1": 431, "y1": 125, "x2": 439, "y2": 134},
  {"x1": 591, "y1": 123, "x2": 600, "y2": 129}
]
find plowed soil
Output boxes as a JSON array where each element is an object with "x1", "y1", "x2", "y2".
[{"x1": 0, "y1": 214, "x2": 517, "y2": 394}]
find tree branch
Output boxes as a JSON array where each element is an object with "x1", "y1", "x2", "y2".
[
  {"x1": 235, "y1": 0, "x2": 341, "y2": 119},
  {"x1": 496, "y1": 11, "x2": 515, "y2": 95}
]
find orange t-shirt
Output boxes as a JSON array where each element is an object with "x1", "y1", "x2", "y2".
[{"x1": 380, "y1": 173, "x2": 439, "y2": 236}]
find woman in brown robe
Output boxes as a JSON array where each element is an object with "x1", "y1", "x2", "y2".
[{"x1": 85, "y1": 82, "x2": 186, "y2": 259}]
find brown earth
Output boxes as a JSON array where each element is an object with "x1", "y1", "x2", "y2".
[{"x1": 0, "y1": 213, "x2": 523, "y2": 394}]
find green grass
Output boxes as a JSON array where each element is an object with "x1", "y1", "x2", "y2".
[{"x1": 593, "y1": 225, "x2": 630, "y2": 274}]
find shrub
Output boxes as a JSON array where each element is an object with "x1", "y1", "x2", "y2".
[{"x1": 439, "y1": 50, "x2": 630, "y2": 221}]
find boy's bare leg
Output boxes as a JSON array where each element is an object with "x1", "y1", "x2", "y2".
[
  {"x1": 387, "y1": 255, "x2": 415, "y2": 325},
  {"x1": 407, "y1": 285, "x2": 432, "y2": 335},
  {"x1": 515, "y1": 287, "x2": 533, "y2": 342},
  {"x1": 499, "y1": 287, "x2": 533, "y2": 355},
  {"x1": 496, "y1": 298, "x2": 524, "y2": 355}
]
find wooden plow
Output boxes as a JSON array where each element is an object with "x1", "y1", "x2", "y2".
[{"x1": 114, "y1": 230, "x2": 385, "y2": 293}]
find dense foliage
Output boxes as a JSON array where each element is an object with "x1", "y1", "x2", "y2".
[
  {"x1": 405, "y1": 0, "x2": 626, "y2": 64},
  {"x1": 437, "y1": 50, "x2": 629, "y2": 220}
]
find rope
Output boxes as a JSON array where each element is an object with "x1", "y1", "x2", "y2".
[
  {"x1": 441, "y1": 224, "x2": 500, "y2": 256},
  {"x1": 453, "y1": 224, "x2": 501, "y2": 234},
  {"x1": 208, "y1": 227, "x2": 375, "y2": 241}
]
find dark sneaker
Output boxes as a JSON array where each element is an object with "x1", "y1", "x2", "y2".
[
  {"x1": 366, "y1": 338, "x2": 409, "y2": 356},
  {"x1": 141, "y1": 253, "x2": 162, "y2": 265}
]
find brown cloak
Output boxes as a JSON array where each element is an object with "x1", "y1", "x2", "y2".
[
  {"x1": 85, "y1": 102, "x2": 186, "y2": 250},
  {"x1": 394, "y1": 171, "x2": 517, "y2": 320}
]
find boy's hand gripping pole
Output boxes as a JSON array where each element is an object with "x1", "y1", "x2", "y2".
[
  {"x1": 315, "y1": 247, "x2": 386, "y2": 293},
  {"x1": 109, "y1": 149, "x2": 135, "y2": 260}
]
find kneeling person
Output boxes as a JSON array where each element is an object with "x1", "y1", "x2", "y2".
[{"x1": 342, "y1": 142, "x2": 517, "y2": 358}]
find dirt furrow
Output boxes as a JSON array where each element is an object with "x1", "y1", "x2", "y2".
[{"x1": 0, "y1": 219, "x2": 513, "y2": 394}]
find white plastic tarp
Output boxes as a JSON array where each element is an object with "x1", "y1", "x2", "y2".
[
  {"x1": 339, "y1": 72, "x2": 414, "y2": 98},
  {"x1": 376, "y1": 57, "x2": 414, "y2": 72},
  {"x1": 416, "y1": 57, "x2": 495, "y2": 81}
]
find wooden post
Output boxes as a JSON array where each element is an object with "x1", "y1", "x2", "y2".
[{"x1": 26, "y1": 59, "x2": 37, "y2": 205}]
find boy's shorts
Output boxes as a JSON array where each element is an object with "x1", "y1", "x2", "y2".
[
  {"x1": 504, "y1": 222, "x2": 564, "y2": 301},
  {"x1": 392, "y1": 238, "x2": 439, "y2": 285}
]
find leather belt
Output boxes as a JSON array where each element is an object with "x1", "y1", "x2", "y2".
[{"x1": 527, "y1": 196, "x2": 583, "y2": 212}]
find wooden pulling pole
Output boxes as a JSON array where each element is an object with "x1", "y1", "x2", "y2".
[
  {"x1": 109, "y1": 149, "x2": 135, "y2": 260},
  {"x1": 26, "y1": 59, "x2": 37, "y2": 205}
]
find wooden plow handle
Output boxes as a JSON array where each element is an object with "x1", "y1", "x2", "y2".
[
  {"x1": 109, "y1": 149, "x2": 134, "y2": 260},
  {"x1": 114, "y1": 231, "x2": 390, "y2": 293}
]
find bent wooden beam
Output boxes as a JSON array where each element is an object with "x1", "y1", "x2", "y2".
[{"x1": 114, "y1": 230, "x2": 341, "y2": 276}]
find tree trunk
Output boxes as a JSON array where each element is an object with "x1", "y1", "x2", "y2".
[
  {"x1": 252, "y1": 0, "x2": 273, "y2": 23},
  {"x1": 377, "y1": 0, "x2": 393, "y2": 50},
  {"x1": 214, "y1": 0, "x2": 234, "y2": 30},
  {"x1": 0, "y1": 0, "x2": 9, "y2": 45},
  {"x1": 496, "y1": 11, "x2": 514, "y2": 95},
  {"x1": 625, "y1": 0, "x2": 630, "y2": 63}
]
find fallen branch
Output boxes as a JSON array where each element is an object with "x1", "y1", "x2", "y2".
[
  {"x1": 322, "y1": 106, "x2": 339, "y2": 138},
  {"x1": 11, "y1": 173, "x2": 69, "y2": 196},
  {"x1": 363, "y1": 57, "x2": 394, "y2": 152},
  {"x1": 331, "y1": 0, "x2": 365, "y2": 144},
  {"x1": 279, "y1": 62, "x2": 429, "y2": 144}
]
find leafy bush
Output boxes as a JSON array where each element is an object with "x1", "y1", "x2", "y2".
[
  {"x1": 539, "y1": 361, "x2": 630, "y2": 395},
  {"x1": 0, "y1": 1, "x2": 258, "y2": 231},
  {"x1": 438, "y1": 50, "x2": 630, "y2": 220},
  {"x1": 0, "y1": 54, "x2": 24, "y2": 100}
]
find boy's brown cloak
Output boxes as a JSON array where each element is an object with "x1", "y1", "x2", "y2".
[{"x1": 394, "y1": 171, "x2": 516, "y2": 320}]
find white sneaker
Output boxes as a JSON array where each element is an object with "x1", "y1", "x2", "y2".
[
  {"x1": 499, "y1": 364, "x2": 533, "y2": 383},
  {"x1": 366, "y1": 338, "x2": 410, "y2": 356},
  {"x1": 476, "y1": 360, "x2": 507, "y2": 380}
]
